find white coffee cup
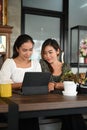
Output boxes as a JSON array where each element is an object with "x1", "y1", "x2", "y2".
[{"x1": 63, "y1": 81, "x2": 77, "y2": 94}]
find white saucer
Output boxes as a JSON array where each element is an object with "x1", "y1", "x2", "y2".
[{"x1": 62, "y1": 91, "x2": 78, "y2": 96}]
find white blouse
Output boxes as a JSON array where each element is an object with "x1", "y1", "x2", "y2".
[{"x1": 0, "y1": 58, "x2": 41, "y2": 83}]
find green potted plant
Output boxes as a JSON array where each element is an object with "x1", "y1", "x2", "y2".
[{"x1": 61, "y1": 71, "x2": 79, "y2": 83}]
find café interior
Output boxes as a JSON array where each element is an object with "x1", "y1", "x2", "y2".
[{"x1": 1, "y1": 0, "x2": 87, "y2": 130}]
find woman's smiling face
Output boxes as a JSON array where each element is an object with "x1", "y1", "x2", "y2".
[{"x1": 43, "y1": 45, "x2": 59, "y2": 64}]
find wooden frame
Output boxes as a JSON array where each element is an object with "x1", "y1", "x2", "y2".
[
  {"x1": 0, "y1": 35, "x2": 6, "y2": 52},
  {"x1": 0, "y1": 25, "x2": 13, "y2": 69},
  {"x1": 0, "y1": 0, "x2": 2, "y2": 25}
]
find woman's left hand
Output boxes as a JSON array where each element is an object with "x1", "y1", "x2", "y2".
[{"x1": 54, "y1": 82, "x2": 64, "y2": 90}]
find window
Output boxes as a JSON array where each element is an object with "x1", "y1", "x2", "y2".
[{"x1": 21, "y1": 0, "x2": 68, "y2": 61}]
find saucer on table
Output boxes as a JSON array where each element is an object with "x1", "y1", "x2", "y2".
[{"x1": 62, "y1": 91, "x2": 78, "y2": 96}]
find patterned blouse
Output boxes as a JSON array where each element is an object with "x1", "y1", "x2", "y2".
[{"x1": 40, "y1": 59, "x2": 71, "y2": 83}]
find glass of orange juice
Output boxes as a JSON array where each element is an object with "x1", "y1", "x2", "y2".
[{"x1": 0, "y1": 82, "x2": 12, "y2": 97}]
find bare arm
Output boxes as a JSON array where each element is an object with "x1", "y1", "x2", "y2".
[
  {"x1": 48, "y1": 82, "x2": 64, "y2": 92},
  {"x1": 11, "y1": 83, "x2": 22, "y2": 89},
  {"x1": 54, "y1": 82, "x2": 64, "y2": 90}
]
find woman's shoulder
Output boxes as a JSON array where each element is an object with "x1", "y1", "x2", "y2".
[
  {"x1": 0, "y1": 58, "x2": 15, "y2": 72},
  {"x1": 31, "y1": 59, "x2": 40, "y2": 64},
  {"x1": 39, "y1": 59, "x2": 46, "y2": 66},
  {"x1": 40, "y1": 59, "x2": 46, "y2": 64},
  {"x1": 31, "y1": 60, "x2": 41, "y2": 71},
  {"x1": 39, "y1": 59, "x2": 50, "y2": 72},
  {"x1": 3, "y1": 58, "x2": 14, "y2": 65}
]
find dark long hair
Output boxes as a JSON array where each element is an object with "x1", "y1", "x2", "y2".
[
  {"x1": 41, "y1": 38, "x2": 61, "y2": 73},
  {"x1": 12, "y1": 34, "x2": 34, "y2": 58}
]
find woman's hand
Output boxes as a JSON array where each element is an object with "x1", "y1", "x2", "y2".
[
  {"x1": 12, "y1": 83, "x2": 22, "y2": 89},
  {"x1": 48, "y1": 82, "x2": 64, "y2": 92},
  {"x1": 48, "y1": 82, "x2": 55, "y2": 92},
  {"x1": 54, "y1": 82, "x2": 64, "y2": 90}
]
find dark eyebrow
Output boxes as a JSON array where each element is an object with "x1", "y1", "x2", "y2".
[
  {"x1": 44, "y1": 50, "x2": 52, "y2": 53},
  {"x1": 48, "y1": 50, "x2": 53, "y2": 52}
]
